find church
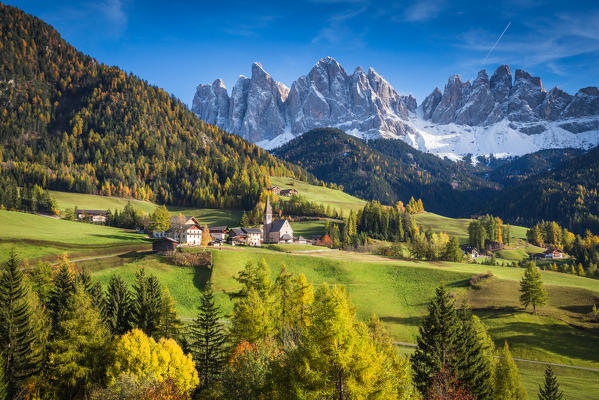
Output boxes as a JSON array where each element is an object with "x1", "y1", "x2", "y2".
[{"x1": 263, "y1": 196, "x2": 294, "y2": 244}]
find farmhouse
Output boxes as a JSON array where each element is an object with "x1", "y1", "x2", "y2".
[
  {"x1": 76, "y1": 209, "x2": 108, "y2": 223},
  {"x1": 461, "y1": 245, "x2": 480, "y2": 258},
  {"x1": 280, "y1": 188, "x2": 298, "y2": 197},
  {"x1": 544, "y1": 249, "x2": 564, "y2": 259},
  {"x1": 209, "y1": 226, "x2": 228, "y2": 241},
  {"x1": 267, "y1": 186, "x2": 281, "y2": 195},
  {"x1": 153, "y1": 216, "x2": 203, "y2": 246},
  {"x1": 228, "y1": 228, "x2": 247, "y2": 246},
  {"x1": 263, "y1": 196, "x2": 294, "y2": 244}
]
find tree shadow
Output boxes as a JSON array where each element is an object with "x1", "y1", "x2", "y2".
[{"x1": 193, "y1": 266, "x2": 212, "y2": 291}]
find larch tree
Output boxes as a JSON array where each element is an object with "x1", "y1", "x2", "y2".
[
  {"x1": 189, "y1": 282, "x2": 226, "y2": 390},
  {"x1": 494, "y1": 342, "x2": 527, "y2": 400},
  {"x1": 519, "y1": 262, "x2": 548, "y2": 314},
  {"x1": 538, "y1": 366, "x2": 564, "y2": 400},
  {"x1": 157, "y1": 286, "x2": 182, "y2": 340},
  {"x1": 201, "y1": 224, "x2": 211, "y2": 247}
]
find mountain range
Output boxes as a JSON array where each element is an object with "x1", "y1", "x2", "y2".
[{"x1": 193, "y1": 57, "x2": 599, "y2": 159}]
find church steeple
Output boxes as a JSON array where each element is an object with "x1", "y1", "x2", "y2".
[{"x1": 263, "y1": 195, "x2": 272, "y2": 241}]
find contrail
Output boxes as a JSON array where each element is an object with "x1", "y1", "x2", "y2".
[{"x1": 483, "y1": 21, "x2": 511, "y2": 63}]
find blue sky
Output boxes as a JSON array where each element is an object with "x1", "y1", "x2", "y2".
[{"x1": 7, "y1": 0, "x2": 599, "y2": 104}]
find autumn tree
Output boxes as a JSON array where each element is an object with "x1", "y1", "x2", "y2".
[
  {"x1": 150, "y1": 205, "x2": 170, "y2": 233},
  {"x1": 494, "y1": 342, "x2": 527, "y2": 400},
  {"x1": 201, "y1": 224, "x2": 211, "y2": 247},
  {"x1": 519, "y1": 262, "x2": 548, "y2": 314},
  {"x1": 107, "y1": 329, "x2": 199, "y2": 395}
]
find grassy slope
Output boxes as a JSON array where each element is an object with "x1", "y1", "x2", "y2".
[
  {"x1": 269, "y1": 176, "x2": 366, "y2": 214},
  {"x1": 87, "y1": 247, "x2": 599, "y2": 399},
  {"x1": 0, "y1": 210, "x2": 150, "y2": 262}
]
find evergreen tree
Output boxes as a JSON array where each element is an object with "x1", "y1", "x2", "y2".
[
  {"x1": 273, "y1": 264, "x2": 295, "y2": 342},
  {"x1": 103, "y1": 274, "x2": 133, "y2": 335},
  {"x1": 411, "y1": 284, "x2": 459, "y2": 395},
  {"x1": 76, "y1": 267, "x2": 103, "y2": 311},
  {"x1": 519, "y1": 262, "x2": 548, "y2": 314},
  {"x1": 157, "y1": 287, "x2": 182, "y2": 340},
  {"x1": 443, "y1": 237, "x2": 463, "y2": 262},
  {"x1": 0, "y1": 354, "x2": 6, "y2": 400},
  {"x1": 455, "y1": 309, "x2": 493, "y2": 400},
  {"x1": 132, "y1": 269, "x2": 162, "y2": 337},
  {"x1": 538, "y1": 366, "x2": 564, "y2": 400},
  {"x1": 48, "y1": 257, "x2": 76, "y2": 326},
  {"x1": 494, "y1": 342, "x2": 527, "y2": 400},
  {"x1": 189, "y1": 282, "x2": 226, "y2": 389},
  {"x1": 0, "y1": 249, "x2": 41, "y2": 396},
  {"x1": 239, "y1": 211, "x2": 249, "y2": 228}
]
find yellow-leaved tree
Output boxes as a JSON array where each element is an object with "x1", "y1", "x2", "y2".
[{"x1": 107, "y1": 329, "x2": 199, "y2": 394}]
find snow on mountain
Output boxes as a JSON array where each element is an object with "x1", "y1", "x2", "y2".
[{"x1": 192, "y1": 58, "x2": 599, "y2": 159}]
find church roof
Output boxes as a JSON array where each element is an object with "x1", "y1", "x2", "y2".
[{"x1": 270, "y1": 219, "x2": 290, "y2": 232}]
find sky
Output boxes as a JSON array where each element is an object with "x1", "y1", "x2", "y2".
[{"x1": 7, "y1": 0, "x2": 599, "y2": 105}]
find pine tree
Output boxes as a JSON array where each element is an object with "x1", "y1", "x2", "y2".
[
  {"x1": 48, "y1": 257, "x2": 76, "y2": 326},
  {"x1": 103, "y1": 274, "x2": 133, "y2": 335},
  {"x1": 443, "y1": 237, "x2": 463, "y2": 262},
  {"x1": 132, "y1": 268, "x2": 162, "y2": 337},
  {"x1": 157, "y1": 287, "x2": 182, "y2": 340},
  {"x1": 189, "y1": 282, "x2": 226, "y2": 389},
  {"x1": 239, "y1": 211, "x2": 249, "y2": 227},
  {"x1": 411, "y1": 284, "x2": 459, "y2": 395},
  {"x1": 494, "y1": 342, "x2": 527, "y2": 400},
  {"x1": 0, "y1": 249, "x2": 41, "y2": 396},
  {"x1": 77, "y1": 267, "x2": 104, "y2": 311},
  {"x1": 455, "y1": 309, "x2": 493, "y2": 400},
  {"x1": 519, "y1": 262, "x2": 548, "y2": 314},
  {"x1": 0, "y1": 353, "x2": 6, "y2": 400},
  {"x1": 538, "y1": 366, "x2": 564, "y2": 400},
  {"x1": 149, "y1": 205, "x2": 170, "y2": 233}
]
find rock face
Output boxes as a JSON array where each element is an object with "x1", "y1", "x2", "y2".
[
  {"x1": 192, "y1": 57, "x2": 416, "y2": 144},
  {"x1": 193, "y1": 58, "x2": 599, "y2": 157},
  {"x1": 423, "y1": 64, "x2": 599, "y2": 129}
]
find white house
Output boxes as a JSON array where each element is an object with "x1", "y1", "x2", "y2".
[
  {"x1": 152, "y1": 216, "x2": 203, "y2": 245},
  {"x1": 243, "y1": 228, "x2": 263, "y2": 247},
  {"x1": 76, "y1": 209, "x2": 108, "y2": 223}
]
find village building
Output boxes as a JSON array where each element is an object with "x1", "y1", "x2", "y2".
[
  {"x1": 209, "y1": 226, "x2": 228, "y2": 241},
  {"x1": 228, "y1": 228, "x2": 247, "y2": 246},
  {"x1": 267, "y1": 186, "x2": 281, "y2": 195},
  {"x1": 153, "y1": 216, "x2": 203, "y2": 246},
  {"x1": 461, "y1": 245, "x2": 480, "y2": 258},
  {"x1": 152, "y1": 237, "x2": 178, "y2": 253},
  {"x1": 279, "y1": 188, "x2": 298, "y2": 197},
  {"x1": 76, "y1": 209, "x2": 108, "y2": 223},
  {"x1": 263, "y1": 196, "x2": 294, "y2": 244},
  {"x1": 243, "y1": 228, "x2": 263, "y2": 247},
  {"x1": 544, "y1": 249, "x2": 564, "y2": 259}
]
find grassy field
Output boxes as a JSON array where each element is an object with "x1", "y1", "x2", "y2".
[
  {"x1": 51, "y1": 191, "x2": 157, "y2": 214},
  {"x1": 85, "y1": 246, "x2": 599, "y2": 399},
  {"x1": 269, "y1": 176, "x2": 365, "y2": 215},
  {"x1": 51, "y1": 191, "x2": 241, "y2": 226},
  {"x1": 0, "y1": 210, "x2": 151, "y2": 262}
]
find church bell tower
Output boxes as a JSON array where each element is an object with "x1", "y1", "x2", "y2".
[{"x1": 263, "y1": 195, "x2": 272, "y2": 242}]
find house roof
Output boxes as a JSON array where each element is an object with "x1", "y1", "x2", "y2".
[
  {"x1": 155, "y1": 237, "x2": 178, "y2": 243},
  {"x1": 210, "y1": 226, "x2": 228, "y2": 232},
  {"x1": 280, "y1": 234, "x2": 293, "y2": 240},
  {"x1": 229, "y1": 228, "x2": 247, "y2": 237},
  {"x1": 243, "y1": 228, "x2": 262, "y2": 234},
  {"x1": 270, "y1": 219, "x2": 290, "y2": 232},
  {"x1": 76, "y1": 209, "x2": 108, "y2": 215}
]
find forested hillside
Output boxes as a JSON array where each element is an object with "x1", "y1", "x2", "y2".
[
  {"x1": 273, "y1": 128, "x2": 498, "y2": 217},
  {"x1": 486, "y1": 145, "x2": 599, "y2": 233},
  {"x1": 0, "y1": 4, "x2": 314, "y2": 209}
]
